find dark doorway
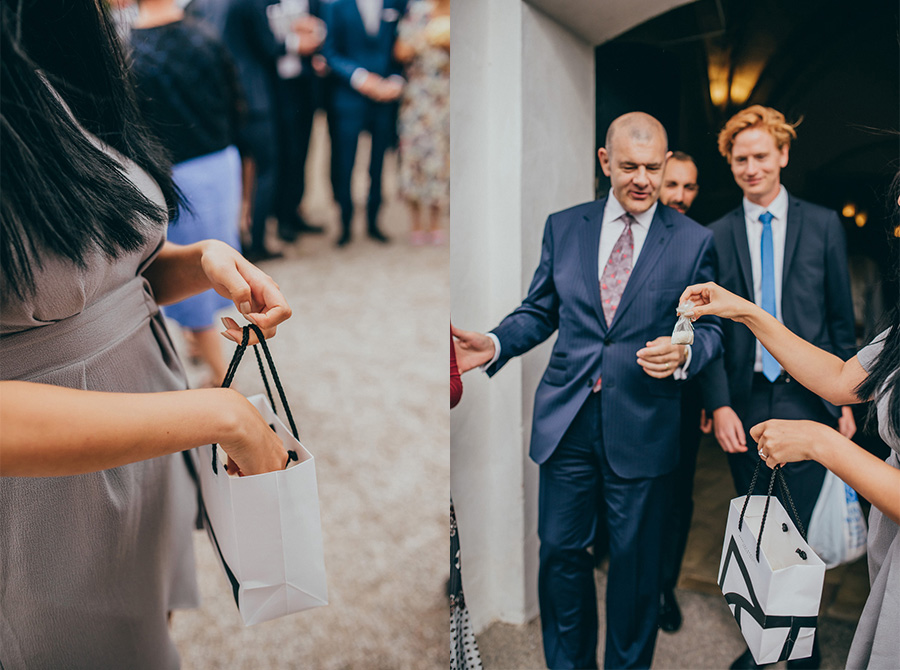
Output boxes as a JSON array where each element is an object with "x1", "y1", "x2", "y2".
[{"x1": 595, "y1": 0, "x2": 899, "y2": 312}]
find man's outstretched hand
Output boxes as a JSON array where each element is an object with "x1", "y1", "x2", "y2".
[{"x1": 451, "y1": 324, "x2": 495, "y2": 373}]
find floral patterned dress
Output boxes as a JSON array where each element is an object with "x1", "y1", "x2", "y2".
[{"x1": 397, "y1": 1, "x2": 450, "y2": 209}]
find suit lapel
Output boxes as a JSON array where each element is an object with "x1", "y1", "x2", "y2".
[
  {"x1": 580, "y1": 199, "x2": 608, "y2": 333},
  {"x1": 782, "y1": 195, "x2": 803, "y2": 286},
  {"x1": 610, "y1": 206, "x2": 672, "y2": 329},
  {"x1": 731, "y1": 208, "x2": 754, "y2": 299}
]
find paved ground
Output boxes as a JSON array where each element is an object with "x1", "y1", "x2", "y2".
[
  {"x1": 475, "y1": 436, "x2": 867, "y2": 669},
  {"x1": 168, "y1": 115, "x2": 450, "y2": 669}
]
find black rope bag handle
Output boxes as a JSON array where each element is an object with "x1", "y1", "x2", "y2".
[
  {"x1": 211, "y1": 324, "x2": 299, "y2": 474},
  {"x1": 737, "y1": 459, "x2": 808, "y2": 562}
]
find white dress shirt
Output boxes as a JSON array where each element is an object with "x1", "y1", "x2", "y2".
[
  {"x1": 485, "y1": 193, "x2": 689, "y2": 378},
  {"x1": 743, "y1": 185, "x2": 788, "y2": 373}
]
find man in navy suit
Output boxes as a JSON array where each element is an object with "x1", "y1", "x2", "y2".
[
  {"x1": 190, "y1": 0, "x2": 324, "y2": 261},
  {"x1": 320, "y1": 0, "x2": 406, "y2": 246},
  {"x1": 703, "y1": 105, "x2": 856, "y2": 670},
  {"x1": 454, "y1": 113, "x2": 722, "y2": 669}
]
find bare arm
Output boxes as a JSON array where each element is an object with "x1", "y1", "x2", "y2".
[
  {"x1": 753, "y1": 419, "x2": 900, "y2": 525},
  {"x1": 142, "y1": 240, "x2": 292, "y2": 343},
  {"x1": 680, "y1": 282, "x2": 868, "y2": 406},
  {"x1": 0, "y1": 382, "x2": 287, "y2": 477}
]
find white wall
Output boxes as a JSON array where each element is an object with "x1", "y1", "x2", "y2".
[{"x1": 450, "y1": 0, "x2": 595, "y2": 632}]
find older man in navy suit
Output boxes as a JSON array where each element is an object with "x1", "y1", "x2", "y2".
[
  {"x1": 454, "y1": 112, "x2": 722, "y2": 669},
  {"x1": 320, "y1": 0, "x2": 407, "y2": 246},
  {"x1": 704, "y1": 105, "x2": 856, "y2": 670}
]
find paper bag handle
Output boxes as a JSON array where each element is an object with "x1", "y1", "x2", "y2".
[
  {"x1": 737, "y1": 460, "x2": 807, "y2": 562},
  {"x1": 211, "y1": 324, "x2": 300, "y2": 474}
]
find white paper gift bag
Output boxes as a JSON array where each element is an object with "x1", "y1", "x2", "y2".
[
  {"x1": 718, "y1": 467, "x2": 825, "y2": 665},
  {"x1": 194, "y1": 325, "x2": 328, "y2": 626}
]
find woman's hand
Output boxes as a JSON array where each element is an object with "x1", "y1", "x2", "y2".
[
  {"x1": 218, "y1": 390, "x2": 290, "y2": 476},
  {"x1": 678, "y1": 281, "x2": 757, "y2": 323},
  {"x1": 750, "y1": 419, "x2": 834, "y2": 470},
  {"x1": 199, "y1": 241, "x2": 292, "y2": 344}
]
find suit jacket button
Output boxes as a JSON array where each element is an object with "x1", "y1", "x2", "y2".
[
  {"x1": 586, "y1": 378, "x2": 593, "y2": 387},
  {"x1": 604, "y1": 337, "x2": 612, "y2": 346}
]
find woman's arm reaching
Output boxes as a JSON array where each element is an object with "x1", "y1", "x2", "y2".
[
  {"x1": 753, "y1": 419, "x2": 900, "y2": 525},
  {"x1": 679, "y1": 282, "x2": 868, "y2": 406},
  {"x1": 0, "y1": 382, "x2": 288, "y2": 477}
]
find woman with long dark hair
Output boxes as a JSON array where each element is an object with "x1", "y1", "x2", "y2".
[
  {"x1": 0, "y1": 0, "x2": 291, "y2": 666},
  {"x1": 679, "y1": 177, "x2": 900, "y2": 669}
]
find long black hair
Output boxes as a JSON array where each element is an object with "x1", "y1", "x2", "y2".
[
  {"x1": 855, "y1": 170, "x2": 900, "y2": 440},
  {"x1": 0, "y1": 0, "x2": 179, "y2": 299}
]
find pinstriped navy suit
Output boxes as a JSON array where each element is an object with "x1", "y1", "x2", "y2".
[{"x1": 487, "y1": 197, "x2": 722, "y2": 669}]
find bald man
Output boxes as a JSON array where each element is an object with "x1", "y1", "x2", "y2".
[{"x1": 454, "y1": 113, "x2": 722, "y2": 669}]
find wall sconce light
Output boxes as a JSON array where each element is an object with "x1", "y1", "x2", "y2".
[
  {"x1": 842, "y1": 203, "x2": 856, "y2": 218},
  {"x1": 894, "y1": 225, "x2": 900, "y2": 238},
  {"x1": 854, "y1": 212, "x2": 867, "y2": 227}
]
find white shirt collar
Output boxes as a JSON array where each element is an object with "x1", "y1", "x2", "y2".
[
  {"x1": 604, "y1": 192, "x2": 658, "y2": 229},
  {"x1": 743, "y1": 185, "x2": 788, "y2": 224}
]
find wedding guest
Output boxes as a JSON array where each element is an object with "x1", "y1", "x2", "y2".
[
  {"x1": 656, "y1": 150, "x2": 707, "y2": 634},
  {"x1": 189, "y1": 0, "x2": 324, "y2": 262},
  {"x1": 130, "y1": 0, "x2": 246, "y2": 386},
  {"x1": 320, "y1": 0, "x2": 407, "y2": 246},
  {"x1": 702, "y1": 105, "x2": 856, "y2": 670},
  {"x1": 394, "y1": 0, "x2": 450, "y2": 246},
  {"x1": 0, "y1": 2, "x2": 291, "y2": 666},
  {"x1": 679, "y1": 174, "x2": 900, "y2": 668},
  {"x1": 453, "y1": 112, "x2": 722, "y2": 669}
]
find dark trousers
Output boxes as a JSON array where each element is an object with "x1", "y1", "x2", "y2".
[
  {"x1": 538, "y1": 392, "x2": 667, "y2": 669},
  {"x1": 240, "y1": 114, "x2": 279, "y2": 253},
  {"x1": 659, "y1": 379, "x2": 703, "y2": 594},
  {"x1": 729, "y1": 374, "x2": 833, "y2": 535},
  {"x1": 274, "y1": 76, "x2": 316, "y2": 225},
  {"x1": 330, "y1": 101, "x2": 396, "y2": 235}
]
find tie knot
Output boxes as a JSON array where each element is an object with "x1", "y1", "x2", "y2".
[
  {"x1": 621, "y1": 212, "x2": 636, "y2": 228},
  {"x1": 759, "y1": 211, "x2": 774, "y2": 226}
]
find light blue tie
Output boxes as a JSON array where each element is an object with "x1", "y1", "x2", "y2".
[{"x1": 759, "y1": 211, "x2": 780, "y2": 382}]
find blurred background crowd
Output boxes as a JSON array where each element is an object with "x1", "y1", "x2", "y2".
[{"x1": 108, "y1": 0, "x2": 450, "y2": 385}]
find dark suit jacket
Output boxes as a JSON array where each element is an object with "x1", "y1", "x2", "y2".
[
  {"x1": 190, "y1": 0, "x2": 286, "y2": 117},
  {"x1": 487, "y1": 199, "x2": 722, "y2": 478},
  {"x1": 319, "y1": 0, "x2": 406, "y2": 114},
  {"x1": 703, "y1": 194, "x2": 856, "y2": 420}
]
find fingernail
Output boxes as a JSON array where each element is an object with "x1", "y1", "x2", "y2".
[
  {"x1": 245, "y1": 312, "x2": 258, "y2": 325},
  {"x1": 240, "y1": 302, "x2": 251, "y2": 314},
  {"x1": 221, "y1": 317, "x2": 230, "y2": 329}
]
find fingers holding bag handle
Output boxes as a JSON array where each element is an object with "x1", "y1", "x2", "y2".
[{"x1": 213, "y1": 325, "x2": 299, "y2": 476}]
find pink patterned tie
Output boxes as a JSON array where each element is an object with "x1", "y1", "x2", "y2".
[{"x1": 600, "y1": 212, "x2": 635, "y2": 326}]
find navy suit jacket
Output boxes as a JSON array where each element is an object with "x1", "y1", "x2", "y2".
[
  {"x1": 190, "y1": 0, "x2": 285, "y2": 117},
  {"x1": 488, "y1": 199, "x2": 722, "y2": 478},
  {"x1": 319, "y1": 0, "x2": 406, "y2": 114},
  {"x1": 703, "y1": 194, "x2": 856, "y2": 420}
]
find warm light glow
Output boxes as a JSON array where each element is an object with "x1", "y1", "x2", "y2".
[
  {"x1": 707, "y1": 50, "x2": 731, "y2": 109},
  {"x1": 842, "y1": 203, "x2": 856, "y2": 218},
  {"x1": 855, "y1": 212, "x2": 867, "y2": 227},
  {"x1": 729, "y1": 62, "x2": 765, "y2": 106},
  {"x1": 894, "y1": 225, "x2": 900, "y2": 238}
]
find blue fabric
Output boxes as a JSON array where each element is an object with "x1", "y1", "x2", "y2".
[
  {"x1": 538, "y1": 392, "x2": 667, "y2": 669},
  {"x1": 759, "y1": 211, "x2": 780, "y2": 382},
  {"x1": 163, "y1": 146, "x2": 242, "y2": 330}
]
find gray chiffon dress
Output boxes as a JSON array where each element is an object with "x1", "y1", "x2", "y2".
[
  {"x1": 0, "y1": 137, "x2": 199, "y2": 669},
  {"x1": 846, "y1": 330, "x2": 900, "y2": 669}
]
